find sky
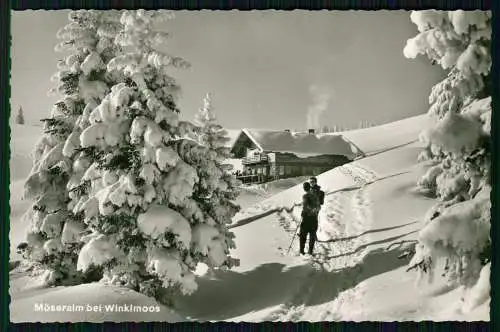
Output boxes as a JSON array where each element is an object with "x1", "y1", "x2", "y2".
[{"x1": 11, "y1": 10, "x2": 445, "y2": 131}]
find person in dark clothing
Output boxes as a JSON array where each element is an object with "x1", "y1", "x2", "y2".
[
  {"x1": 302, "y1": 177, "x2": 325, "y2": 256},
  {"x1": 310, "y1": 177, "x2": 325, "y2": 207},
  {"x1": 299, "y1": 182, "x2": 320, "y2": 255}
]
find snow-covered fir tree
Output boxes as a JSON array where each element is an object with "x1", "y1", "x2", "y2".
[
  {"x1": 193, "y1": 92, "x2": 240, "y2": 261},
  {"x1": 19, "y1": 10, "x2": 123, "y2": 286},
  {"x1": 15, "y1": 106, "x2": 25, "y2": 125},
  {"x1": 72, "y1": 10, "x2": 239, "y2": 301},
  {"x1": 194, "y1": 93, "x2": 232, "y2": 157},
  {"x1": 404, "y1": 10, "x2": 491, "y2": 301}
]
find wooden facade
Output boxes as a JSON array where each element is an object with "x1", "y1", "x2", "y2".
[
  {"x1": 240, "y1": 152, "x2": 350, "y2": 182},
  {"x1": 231, "y1": 129, "x2": 352, "y2": 184}
]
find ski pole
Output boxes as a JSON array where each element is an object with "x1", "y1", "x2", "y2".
[
  {"x1": 286, "y1": 218, "x2": 303, "y2": 254},
  {"x1": 282, "y1": 202, "x2": 301, "y2": 254}
]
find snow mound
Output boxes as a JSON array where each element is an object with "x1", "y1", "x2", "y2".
[{"x1": 10, "y1": 282, "x2": 184, "y2": 322}]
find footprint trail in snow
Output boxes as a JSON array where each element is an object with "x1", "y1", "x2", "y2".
[{"x1": 270, "y1": 163, "x2": 377, "y2": 322}]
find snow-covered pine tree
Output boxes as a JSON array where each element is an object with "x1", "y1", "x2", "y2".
[
  {"x1": 194, "y1": 93, "x2": 230, "y2": 158},
  {"x1": 73, "y1": 10, "x2": 238, "y2": 301},
  {"x1": 192, "y1": 92, "x2": 240, "y2": 263},
  {"x1": 404, "y1": 10, "x2": 491, "y2": 302},
  {"x1": 15, "y1": 106, "x2": 25, "y2": 125},
  {"x1": 19, "y1": 10, "x2": 123, "y2": 286}
]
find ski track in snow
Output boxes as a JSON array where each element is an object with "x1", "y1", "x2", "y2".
[
  {"x1": 267, "y1": 163, "x2": 377, "y2": 322},
  {"x1": 235, "y1": 162, "x2": 379, "y2": 228},
  {"x1": 338, "y1": 162, "x2": 379, "y2": 186}
]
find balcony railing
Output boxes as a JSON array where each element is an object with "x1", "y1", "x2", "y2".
[
  {"x1": 242, "y1": 154, "x2": 269, "y2": 165},
  {"x1": 236, "y1": 174, "x2": 267, "y2": 184}
]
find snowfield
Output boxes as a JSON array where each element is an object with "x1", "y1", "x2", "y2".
[
  {"x1": 9, "y1": 114, "x2": 489, "y2": 322},
  {"x1": 331, "y1": 114, "x2": 434, "y2": 157}
]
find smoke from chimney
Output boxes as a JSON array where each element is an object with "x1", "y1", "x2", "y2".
[{"x1": 306, "y1": 84, "x2": 334, "y2": 131}]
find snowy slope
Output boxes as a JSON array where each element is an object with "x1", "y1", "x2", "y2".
[
  {"x1": 10, "y1": 276, "x2": 183, "y2": 322},
  {"x1": 174, "y1": 141, "x2": 488, "y2": 322},
  {"x1": 174, "y1": 116, "x2": 488, "y2": 322},
  {"x1": 332, "y1": 114, "x2": 433, "y2": 156},
  {"x1": 9, "y1": 117, "x2": 489, "y2": 322},
  {"x1": 237, "y1": 176, "x2": 310, "y2": 209}
]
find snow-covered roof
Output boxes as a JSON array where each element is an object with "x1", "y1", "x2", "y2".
[
  {"x1": 233, "y1": 128, "x2": 358, "y2": 158},
  {"x1": 224, "y1": 129, "x2": 241, "y2": 148}
]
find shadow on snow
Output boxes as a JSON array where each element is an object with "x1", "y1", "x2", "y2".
[
  {"x1": 318, "y1": 220, "x2": 418, "y2": 243},
  {"x1": 172, "y1": 244, "x2": 412, "y2": 321}
]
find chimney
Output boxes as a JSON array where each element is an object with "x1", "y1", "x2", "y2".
[{"x1": 308, "y1": 129, "x2": 315, "y2": 135}]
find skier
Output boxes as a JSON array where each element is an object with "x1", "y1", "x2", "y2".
[
  {"x1": 306, "y1": 176, "x2": 324, "y2": 256},
  {"x1": 299, "y1": 182, "x2": 320, "y2": 256}
]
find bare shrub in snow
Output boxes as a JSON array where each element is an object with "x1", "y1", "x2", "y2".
[
  {"x1": 72, "y1": 10, "x2": 238, "y2": 302},
  {"x1": 19, "y1": 10, "x2": 122, "y2": 286},
  {"x1": 406, "y1": 10, "x2": 491, "y2": 298}
]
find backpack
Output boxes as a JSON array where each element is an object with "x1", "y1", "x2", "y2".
[
  {"x1": 302, "y1": 192, "x2": 319, "y2": 217},
  {"x1": 313, "y1": 186, "x2": 325, "y2": 205}
]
